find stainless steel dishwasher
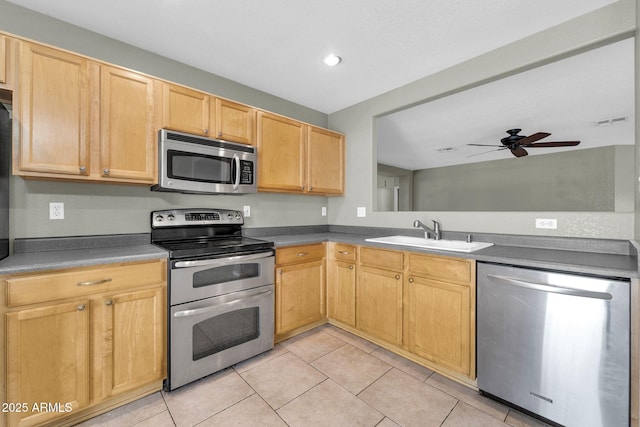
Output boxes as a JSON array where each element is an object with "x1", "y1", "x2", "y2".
[{"x1": 477, "y1": 262, "x2": 630, "y2": 427}]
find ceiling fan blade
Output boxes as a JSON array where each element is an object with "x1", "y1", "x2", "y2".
[
  {"x1": 511, "y1": 146, "x2": 528, "y2": 157},
  {"x1": 466, "y1": 148, "x2": 508, "y2": 157},
  {"x1": 525, "y1": 141, "x2": 581, "y2": 148},
  {"x1": 517, "y1": 132, "x2": 551, "y2": 146},
  {"x1": 467, "y1": 144, "x2": 503, "y2": 147}
]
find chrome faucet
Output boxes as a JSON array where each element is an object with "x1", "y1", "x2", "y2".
[{"x1": 414, "y1": 219, "x2": 441, "y2": 240}]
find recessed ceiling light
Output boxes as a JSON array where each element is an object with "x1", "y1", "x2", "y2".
[
  {"x1": 323, "y1": 54, "x2": 342, "y2": 67},
  {"x1": 595, "y1": 116, "x2": 628, "y2": 126}
]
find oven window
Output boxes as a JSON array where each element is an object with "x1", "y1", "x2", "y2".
[
  {"x1": 193, "y1": 264, "x2": 260, "y2": 289},
  {"x1": 192, "y1": 307, "x2": 259, "y2": 361},
  {"x1": 168, "y1": 150, "x2": 233, "y2": 184}
]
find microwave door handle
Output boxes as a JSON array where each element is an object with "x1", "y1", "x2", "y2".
[{"x1": 233, "y1": 154, "x2": 240, "y2": 190}]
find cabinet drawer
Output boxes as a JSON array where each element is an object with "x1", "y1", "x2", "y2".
[
  {"x1": 334, "y1": 243, "x2": 356, "y2": 262},
  {"x1": 276, "y1": 244, "x2": 325, "y2": 265},
  {"x1": 360, "y1": 247, "x2": 403, "y2": 271},
  {"x1": 6, "y1": 260, "x2": 166, "y2": 307},
  {"x1": 408, "y1": 253, "x2": 472, "y2": 285}
]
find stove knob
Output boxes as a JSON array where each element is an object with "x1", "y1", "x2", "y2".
[
  {"x1": 235, "y1": 213, "x2": 242, "y2": 220},
  {"x1": 167, "y1": 214, "x2": 175, "y2": 221},
  {"x1": 155, "y1": 214, "x2": 164, "y2": 222}
]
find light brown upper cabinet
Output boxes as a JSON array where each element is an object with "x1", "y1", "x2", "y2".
[
  {"x1": 99, "y1": 65, "x2": 157, "y2": 183},
  {"x1": 161, "y1": 83, "x2": 255, "y2": 145},
  {"x1": 0, "y1": 34, "x2": 14, "y2": 90},
  {"x1": 307, "y1": 126, "x2": 345, "y2": 194},
  {"x1": 257, "y1": 111, "x2": 307, "y2": 193},
  {"x1": 16, "y1": 42, "x2": 92, "y2": 177},
  {"x1": 15, "y1": 41, "x2": 158, "y2": 184},
  {"x1": 257, "y1": 111, "x2": 345, "y2": 195},
  {"x1": 161, "y1": 83, "x2": 210, "y2": 136}
]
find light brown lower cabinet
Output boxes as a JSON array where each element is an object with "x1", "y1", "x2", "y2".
[
  {"x1": 275, "y1": 244, "x2": 326, "y2": 341},
  {"x1": 2, "y1": 259, "x2": 167, "y2": 427},
  {"x1": 357, "y1": 247, "x2": 404, "y2": 347},
  {"x1": 326, "y1": 244, "x2": 477, "y2": 381}
]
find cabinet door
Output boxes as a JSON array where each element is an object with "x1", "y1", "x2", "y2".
[
  {"x1": 161, "y1": 83, "x2": 210, "y2": 136},
  {"x1": 328, "y1": 260, "x2": 356, "y2": 326},
  {"x1": 275, "y1": 260, "x2": 325, "y2": 336},
  {"x1": 257, "y1": 111, "x2": 306, "y2": 192},
  {"x1": 0, "y1": 34, "x2": 7, "y2": 86},
  {"x1": 307, "y1": 126, "x2": 344, "y2": 194},
  {"x1": 100, "y1": 65, "x2": 157, "y2": 182},
  {"x1": 408, "y1": 275, "x2": 470, "y2": 375},
  {"x1": 215, "y1": 98, "x2": 255, "y2": 145},
  {"x1": 17, "y1": 42, "x2": 90, "y2": 176},
  {"x1": 99, "y1": 286, "x2": 165, "y2": 398},
  {"x1": 357, "y1": 266, "x2": 403, "y2": 345},
  {"x1": 6, "y1": 300, "x2": 90, "y2": 426}
]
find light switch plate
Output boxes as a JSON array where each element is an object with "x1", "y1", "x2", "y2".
[
  {"x1": 243, "y1": 205, "x2": 251, "y2": 217},
  {"x1": 357, "y1": 207, "x2": 366, "y2": 217},
  {"x1": 321, "y1": 207, "x2": 327, "y2": 216}
]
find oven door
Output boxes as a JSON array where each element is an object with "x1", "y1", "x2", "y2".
[
  {"x1": 170, "y1": 251, "x2": 274, "y2": 305},
  {"x1": 168, "y1": 284, "x2": 274, "y2": 390}
]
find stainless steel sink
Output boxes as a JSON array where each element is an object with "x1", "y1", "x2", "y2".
[{"x1": 365, "y1": 235, "x2": 494, "y2": 253}]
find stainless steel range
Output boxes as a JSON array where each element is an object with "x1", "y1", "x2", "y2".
[{"x1": 151, "y1": 208, "x2": 275, "y2": 390}]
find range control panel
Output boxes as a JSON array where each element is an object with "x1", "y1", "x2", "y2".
[{"x1": 152, "y1": 208, "x2": 243, "y2": 228}]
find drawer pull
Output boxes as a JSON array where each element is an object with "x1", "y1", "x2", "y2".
[
  {"x1": 77, "y1": 304, "x2": 86, "y2": 311},
  {"x1": 77, "y1": 278, "x2": 112, "y2": 287},
  {"x1": 395, "y1": 275, "x2": 400, "y2": 280},
  {"x1": 338, "y1": 251, "x2": 351, "y2": 255},
  {"x1": 349, "y1": 265, "x2": 354, "y2": 270},
  {"x1": 408, "y1": 277, "x2": 414, "y2": 283},
  {"x1": 105, "y1": 299, "x2": 113, "y2": 306},
  {"x1": 296, "y1": 252, "x2": 309, "y2": 257}
]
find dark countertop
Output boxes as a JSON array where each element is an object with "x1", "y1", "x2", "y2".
[
  {"x1": 261, "y1": 232, "x2": 639, "y2": 279},
  {"x1": 0, "y1": 234, "x2": 168, "y2": 275},
  {"x1": 0, "y1": 230, "x2": 636, "y2": 279}
]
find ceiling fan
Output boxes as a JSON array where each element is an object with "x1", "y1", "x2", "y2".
[{"x1": 468, "y1": 129, "x2": 581, "y2": 158}]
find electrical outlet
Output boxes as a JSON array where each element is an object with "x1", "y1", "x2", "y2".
[
  {"x1": 243, "y1": 205, "x2": 251, "y2": 217},
  {"x1": 357, "y1": 207, "x2": 366, "y2": 217},
  {"x1": 49, "y1": 202, "x2": 64, "y2": 220},
  {"x1": 321, "y1": 206, "x2": 327, "y2": 217},
  {"x1": 535, "y1": 218, "x2": 557, "y2": 229}
]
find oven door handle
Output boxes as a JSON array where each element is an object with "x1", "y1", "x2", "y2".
[
  {"x1": 173, "y1": 288, "x2": 273, "y2": 318},
  {"x1": 173, "y1": 251, "x2": 274, "y2": 268},
  {"x1": 233, "y1": 154, "x2": 240, "y2": 190}
]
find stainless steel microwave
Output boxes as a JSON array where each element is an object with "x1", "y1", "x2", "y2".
[{"x1": 152, "y1": 129, "x2": 257, "y2": 195}]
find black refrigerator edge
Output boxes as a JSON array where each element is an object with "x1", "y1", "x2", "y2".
[{"x1": 0, "y1": 102, "x2": 9, "y2": 261}]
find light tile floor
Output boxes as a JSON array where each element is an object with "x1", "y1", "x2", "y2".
[{"x1": 77, "y1": 325, "x2": 551, "y2": 427}]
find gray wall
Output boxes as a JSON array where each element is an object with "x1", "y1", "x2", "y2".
[
  {"x1": 412, "y1": 146, "x2": 632, "y2": 212},
  {"x1": 0, "y1": 1, "x2": 332, "y2": 239},
  {"x1": 328, "y1": 0, "x2": 636, "y2": 239}
]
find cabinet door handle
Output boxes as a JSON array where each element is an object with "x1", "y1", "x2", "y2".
[
  {"x1": 103, "y1": 168, "x2": 110, "y2": 175},
  {"x1": 296, "y1": 252, "x2": 309, "y2": 257},
  {"x1": 395, "y1": 275, "x2": 400, "y2": 280},
  {"x1": 105, "y1": 300, "x2": 113, "y2": 306},
  {"x1": 349, "y1": 265, "x2": 354, "y2": 270},
  {"x1": 204, "y1": 129, "x2": 209, "y2": 135},
  {"x1": 77, "y1": 278, "x2": 112, "y2": 287},
  {"x1": 408, "y1": 277, "x2": 414, "y2": 283},
  {"x1": 218, "y1": 131, "x2": 223, "y2": 137},
  {"x1": 79, "y1": 166, "x2": 86, "y2": 173},
  {"x1": 301, "y1": 186, "x2": 305, "y2": 190},
  {"x1": 77, "y1": 304, "x2": 86, "y2": 311},
  {"x1": 338, "y1": 251, "x2": 351, "y2": 255}
]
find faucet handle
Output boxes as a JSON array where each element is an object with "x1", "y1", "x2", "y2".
[{"x1": 432, "y1": 220, "x2": 440, "y2": 230}]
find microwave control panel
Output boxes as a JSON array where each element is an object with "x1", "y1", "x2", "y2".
[{"x1": 240, "y1": 160, "x2": 254, "y2": 184}]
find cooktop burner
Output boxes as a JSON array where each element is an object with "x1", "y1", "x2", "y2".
[{"x1": 150, "y1": 208, "x2": 274, "y2": 260}]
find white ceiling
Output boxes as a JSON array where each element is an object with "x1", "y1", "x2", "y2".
[
  {"x1": 7, "y1": 0, "x2": 618, "y2": 114},
  {"x1": 376, "y1": 38, "x2": 634, "y2": 170}
]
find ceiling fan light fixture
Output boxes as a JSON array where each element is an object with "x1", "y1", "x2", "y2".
[{"x1": 323, "y1": 54, "x2": 342, "y2": 67}]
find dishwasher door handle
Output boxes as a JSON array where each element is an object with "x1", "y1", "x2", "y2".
[{"x1": 487, "y1": 274, "x2": 613, "y2": 300}]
